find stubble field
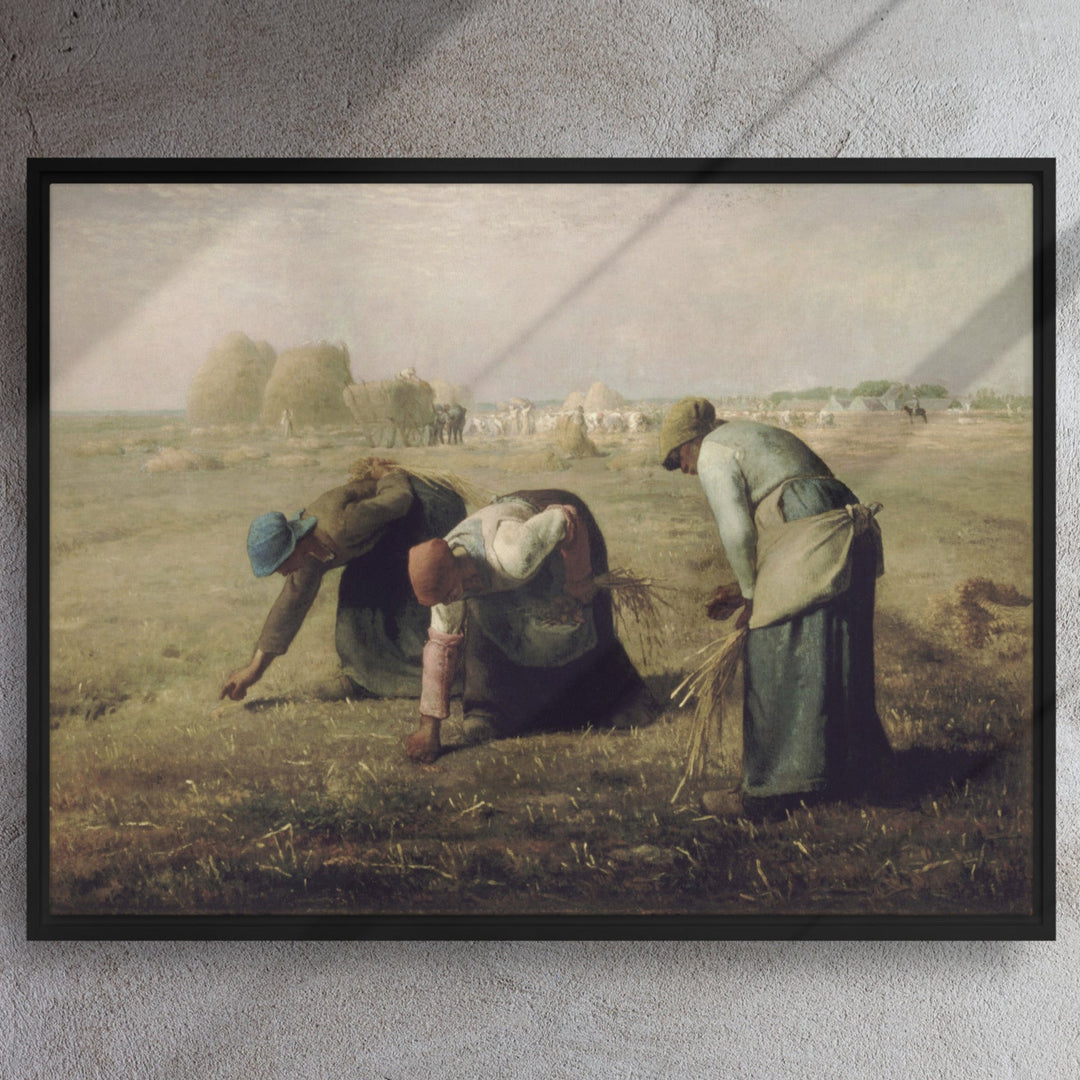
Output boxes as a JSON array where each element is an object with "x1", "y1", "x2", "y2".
[{"x1": 44, "y1": 410, "x2": 1040, "y2": 922}]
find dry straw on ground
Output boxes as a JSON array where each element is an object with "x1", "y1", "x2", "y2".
[
  {"x1": 221, "y1": 446, "x2": 270, "y2": 465},
  {"x1": 928, "y1": 576, "x2": 1032, "y2": 663},
  {"x1": 503, "y1": 449, "x2": 570, "y2": 473},
  {"x1": 269, "y1": 454, "x2": 320, "y2": 469},
  {"x1": 142, "y1": 447, "x2": 224, "y2": 473},
  {"x1": 187, "y1": 331, "x2": 275, "y2": 426},
  {"x1": 260, "y1": 342, "x2": 355, "y2": 429}
]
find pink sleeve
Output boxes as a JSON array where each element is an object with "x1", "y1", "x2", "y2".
[{"x1": 420, "y1": 627, "x2": 463, "y2": 719}]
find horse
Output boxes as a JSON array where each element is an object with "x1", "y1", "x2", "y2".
[{"x1": 903, "y1": 404, "x2": 927, "y2": 424}]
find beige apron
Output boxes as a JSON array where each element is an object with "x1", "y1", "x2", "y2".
[{"x1": 748, "y1": 481, "x2": 883, "y2": 629}]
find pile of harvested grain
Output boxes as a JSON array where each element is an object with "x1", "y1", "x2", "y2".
[
  {"x1": 220, "y1": 446, "x2": 270, "y2": 465},
  {"x1": 142, "y1": 447, "x2": 224, "y2": 473},
  {"x1": 260, "y1": 342, "x2": 354, "y2": 429},
  {"x1": 583, "y1": 381, "x2": 627, "y2": 411},
  {"x1": 928, "y1": 576, "x2": 1032, "y2": 662},
  {"x1": 553, "y1": 415, "x2": 601, "y2": 458},
  {"x1": 187, "y1": 332, "x2": 275, "y2": 426}
]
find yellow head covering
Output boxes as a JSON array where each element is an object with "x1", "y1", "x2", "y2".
[{"x1": 658, "y1": 397, "x2": 718, "y2": 469}]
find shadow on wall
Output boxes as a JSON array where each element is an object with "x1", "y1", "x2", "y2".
[{"x1": 466, "y1": 0, "x2": 1052, "y2": 402}]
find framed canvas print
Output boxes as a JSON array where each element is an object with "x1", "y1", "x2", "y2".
[{"x1": 27, "y1": 159, "x2": 1054, "y2": 939}]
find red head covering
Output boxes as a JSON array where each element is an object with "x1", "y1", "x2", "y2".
[{"x1": 408, "y1": 538, "x2": 457, "y2": 606}]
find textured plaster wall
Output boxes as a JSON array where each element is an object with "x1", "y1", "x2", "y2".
[{"x1": 3, "y1": 2, "x2": 1078, "y2": 1076}]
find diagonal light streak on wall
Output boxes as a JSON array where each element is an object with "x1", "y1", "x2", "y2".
[{"x1": 466, "y1": 0, "x2": 919, "y2": 393}]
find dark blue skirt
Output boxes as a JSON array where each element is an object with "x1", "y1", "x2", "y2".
[
  {"x1": 742, "y1": 478, "x2": 890, "y2": 797},
  {"x1": 334, "y1": 479, "x2": 466, "y2": 697}
]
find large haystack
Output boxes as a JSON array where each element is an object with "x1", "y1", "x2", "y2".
[
  {"x1": 562, "y1": 390, "x2": 586, "y2": 411},
  {"x1": 186, "y1": 332, "x2": 276, "y2": 426},
  {"x1": 260, "y1": 341, "x2": 355, "y2": 429},
  {"x1": 583, "y1": 381, "x2": 628, "y2": 411}
]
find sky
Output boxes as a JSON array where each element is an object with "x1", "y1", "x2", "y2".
[{"x1": 48, "y1": 178, "x2": 1035, "y2": 411}]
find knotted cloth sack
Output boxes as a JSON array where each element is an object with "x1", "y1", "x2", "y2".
[{"x1": 748, "y1": 481, "x2": 884, "y2": 629}]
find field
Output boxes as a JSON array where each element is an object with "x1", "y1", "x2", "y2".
[{"x1": 44, "y1": 409, "x2": 1039, "y2": 920}]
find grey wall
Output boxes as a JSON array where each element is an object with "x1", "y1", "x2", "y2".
[{"x1": 4, "y1": 2, "x2": 1077, "y2": 1076}]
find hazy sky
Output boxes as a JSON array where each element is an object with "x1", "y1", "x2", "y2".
[{"x1": 49, "y1": 179, "x2": 1034, "y2": 411}]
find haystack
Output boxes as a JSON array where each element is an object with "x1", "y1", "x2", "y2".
[
  {"x1": 562, "y1": 390, "x2": 586, "y2": 411},
  {"x1": 260, "y1": 342, "x2": 355, "y2": 429},
  {"x1": 186, "y1": 332, "x2": 275, "y2": 426},
  {"x1": 554, "y1": 415, "x2": 602, "y2": 458},
  {"x1": 583, "y1": 381, "x2": 627, "y2": 412}
]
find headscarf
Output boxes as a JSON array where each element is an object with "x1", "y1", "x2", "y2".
[
  {"x1": 408, "y1": 538, "x2": 457, "y2": 606},
  {"x1": 658, "y1": 397, "x2": 718, "y2": 469},
  {"x1": 246, "y1": 511, "x2": 318, "y2": 577}
]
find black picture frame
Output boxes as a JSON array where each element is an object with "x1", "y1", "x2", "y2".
[{"x1": 27, "y1": 158, "x2": 1055, "y2": 940}]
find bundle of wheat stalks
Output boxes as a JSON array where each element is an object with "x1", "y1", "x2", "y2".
[
  {"x1": 349, "y1": 457, "x2": 492, "y2": 510},
  {"x1": 592, "y1": 568, "x2": 674, "y2": 664},
  {"x1": 669, "y1": 628, "x2": 747, "y2": 802}
]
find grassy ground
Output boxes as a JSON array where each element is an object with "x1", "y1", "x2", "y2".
[{"x1": 45, "y1": 411, "x2": 1039, "y2": 918}]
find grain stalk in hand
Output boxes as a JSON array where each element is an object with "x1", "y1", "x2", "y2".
[
  {"x1": 669, "y1": 626, "x2": 747, "y2": 803},
  {"x1": 592, "y1": 568, "x2": 674, "y2": 666}
]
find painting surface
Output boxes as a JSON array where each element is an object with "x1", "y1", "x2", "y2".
[{"x1": 44, "y1": 176, "x2": 1040, "y2": 921}]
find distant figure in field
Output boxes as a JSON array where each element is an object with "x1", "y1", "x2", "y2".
[
  {"x1": 903, "y1": 397, "x2": 927, "y2": 423},
  {"x1": 220, "y1": 459, "x2": 466, "y2": 703},
  {"x1": 280, "y1": 407, "x2": 295, "y2": 439}
]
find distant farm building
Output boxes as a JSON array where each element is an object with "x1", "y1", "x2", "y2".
[{"x1": 847, "y1": 396, "x2": 888, "y2": 413}]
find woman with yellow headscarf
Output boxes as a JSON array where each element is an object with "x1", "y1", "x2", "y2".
[{"x1": 660, "y1": 397, "x2": 891, "y2": 815}]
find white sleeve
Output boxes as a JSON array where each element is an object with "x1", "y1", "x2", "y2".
[
  {"x1": 489, "y1": 506, "x2": 568, "y2": 582},
  {"x1": 697, "y1": 440, "x2": 757, "y2": 598},
  {"x1": 430, "y1": 600, "x2": 466, "y2": 636}
]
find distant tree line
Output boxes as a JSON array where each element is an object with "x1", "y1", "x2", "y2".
[
  {"x1": 754, "y1": 381, "x2": 1032, "y2": 412},
  {"x1": 765, "y1": 381, "x2": 950, "y2": 405}
]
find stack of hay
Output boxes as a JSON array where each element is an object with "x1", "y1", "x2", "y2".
[
  {"x1": 554, "y1": 415, "x2": 601, "y2": 458},
  {"x1": 582, "y1": 381, "x2": 628, "y2": 412},
  {"x1": 186, "y1": 332, "x2": 275, "y2": 426},
  {"x1": 260, "y1": 341, "x2": 355, "y2": 429}
]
